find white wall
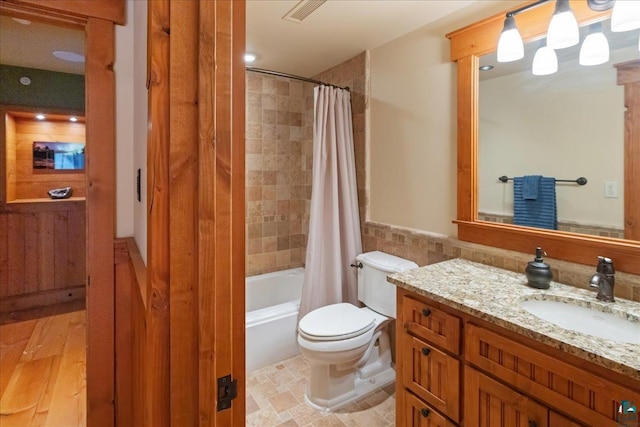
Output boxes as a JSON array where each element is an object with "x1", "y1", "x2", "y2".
[
  {"x1": 115, "y1": 0, "x2": 134, "y2": 238},
  {"x1": 132, "y1": 0, "x2": 148, "y2": 263},
  {"x1": 114, "y1": 0, "x2": 147, "y2": 262},
  {"x1": 369, "y1": 1, "x2": 518, "y2": 237},
  {"x1": 478, "y1": 67, "x2": 625, "y2": 228}
]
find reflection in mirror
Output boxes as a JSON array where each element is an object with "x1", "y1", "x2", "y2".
[{"x1": 478, "y1": 20, "x2": 639, "y2": 240}]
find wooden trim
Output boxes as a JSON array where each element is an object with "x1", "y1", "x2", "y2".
[
  {"x1": 3, "y1": 199, "x2": 85, "y2": 213},
  {"x1": 169, "y1": 1, "x2": 199, "y2": 425},
  {"x1": 615, "y1": 61, "x2": 640, "y2": 242},
  {"x1": 446, "y1": 0, "x2": 610, "y2": 61},
  {"x1": 198, "y1": 1, "x2": 246, "y2": 425},
  {"x1": 0, "y1": 285, "x2": 85, "y2": 313},
  {"x1": 449, "y1": 3, "x2": 640, "y2": 275},
  {"x1": 1, "y1": 0, "x2": 125, "y2": 24},
  {"x1": 114, "y1": 239, "x2": 133, "y2": 427},
  {"x1": 85, "y1": 16, "x2": 116, "y2": 427},
  {"x1": 146, "y1": 0, "x2": 171, "y2": 424}
]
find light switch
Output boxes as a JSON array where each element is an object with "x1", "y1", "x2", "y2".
[{"x1": 604, "y1": 181, "x2": 618, "y2": 198}]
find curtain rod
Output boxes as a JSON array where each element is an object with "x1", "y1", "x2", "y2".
[{"x1": 246, "y1": 67, "x2": 349, "y2": 91}]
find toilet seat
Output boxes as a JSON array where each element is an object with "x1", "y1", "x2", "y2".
[{"x1": 298, "y1": 303, "x2": 375, "y2": 341}]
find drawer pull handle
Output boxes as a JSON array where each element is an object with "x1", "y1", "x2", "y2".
[
  {"x1": 422, "y1": 308, "x2": 432, "y2": 317},
  {"x1": 421, "y1": 408, "x2": 430, "y2": 417},
  {"x1": 421, "y1": 347, "x2": 431, "y2": 356}
]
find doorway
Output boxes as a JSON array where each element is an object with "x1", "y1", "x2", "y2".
[{"x1": 0, "y1": 2, "x2": 120, "y2": 426}]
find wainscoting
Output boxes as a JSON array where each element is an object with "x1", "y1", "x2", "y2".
[{"x1": 0, "y1": 200, "x2": 86, "y2": 318}]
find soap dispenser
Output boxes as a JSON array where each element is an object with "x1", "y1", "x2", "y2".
[{"x1": 525, "y1": 247, "x2": 552, "y2": 289}]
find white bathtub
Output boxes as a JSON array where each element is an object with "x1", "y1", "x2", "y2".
[{"x1": 246, "y1": 267, "x2": 304, "y2": 372}]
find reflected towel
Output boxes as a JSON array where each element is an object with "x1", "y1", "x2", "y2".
[
  {"x1": 522, "y1": 175, "x2": 541, "y2": 200},
  {"x1": 514, "y1": 176, "x2": 557, "y2": 230}
]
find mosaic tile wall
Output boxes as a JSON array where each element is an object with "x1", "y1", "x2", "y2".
[
  {"x1": 245, "y1": 52, "x2": 368, "y2": 277},
  {"x1": 478, "y1": 212, "x2": 624, "y2": 239},
  {"x1": 362, "y1": 221, "x2": 640, "y2": 303},
  {"x1": 245, "y1": 72, "x2": 313, "y2": 277}
]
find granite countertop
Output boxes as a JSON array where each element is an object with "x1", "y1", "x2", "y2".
[{"x1": 387, "y1": 258, "x2": 640, "y2": 381}]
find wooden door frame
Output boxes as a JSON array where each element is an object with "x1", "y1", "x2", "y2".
[
  {"x1": 146, "y1": 1, "x2": 246, "y2": 425},
  {"x1": 0, "y1": 1, "x2": 124, "y2": 426}
]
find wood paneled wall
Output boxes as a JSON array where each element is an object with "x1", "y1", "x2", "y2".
[
  {"x1": 0, "y1": 201, "x2": 85, "y2": 308},
  {"x1": 10, "y1": 116, "x2": 86, "y2": 200},
  {"x1": 114, "y1": 238, "x2": 146, "y2": 427}
]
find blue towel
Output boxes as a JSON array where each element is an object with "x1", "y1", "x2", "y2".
[
  {"x1": 522, "y1": 175, "x2": 541, "y2": 200},
  {"x1": 513, "y1": 176, "x2": 557, "y2": 230}
]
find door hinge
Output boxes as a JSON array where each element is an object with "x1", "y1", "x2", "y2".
[{"x1": 216, "y1": 374, "x2": 237, "y2": 412}]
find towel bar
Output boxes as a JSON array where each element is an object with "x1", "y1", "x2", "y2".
[{"x1": 498, "y1": 176, "x2": 587, "y2": 185}]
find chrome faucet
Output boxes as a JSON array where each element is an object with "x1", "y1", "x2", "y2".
[{"x1": 589, "y1": 256, "x2": 615, "y2": 302}]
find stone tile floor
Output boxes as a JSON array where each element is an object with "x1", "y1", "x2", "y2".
[{"x1": 246, "y1": 354, "x2": 396, "y2": 427}]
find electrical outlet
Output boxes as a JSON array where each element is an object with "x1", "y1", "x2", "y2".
[{"x1": 604, "y1": 181, "x2": 618, "y2": 198}]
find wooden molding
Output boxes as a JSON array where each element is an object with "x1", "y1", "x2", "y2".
[
  {"x1": 0, "y1": 285, "x2": 85, "y2": 313},
  {"x1": 1, "y1": 0, "x2": 125, "y2": 25}
]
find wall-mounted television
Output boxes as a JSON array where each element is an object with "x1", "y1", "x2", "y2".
[{"x1": 33, "y1": 141, "x2": 85, "y2": 171}]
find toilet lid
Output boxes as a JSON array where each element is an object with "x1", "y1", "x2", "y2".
[{"x1": 298, "y1": 303, "x2": 375, "y2": 341}]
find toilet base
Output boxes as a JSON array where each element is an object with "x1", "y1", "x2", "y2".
[{"x1": 303, "y1": 365, "x2": 395, "y2": 413}]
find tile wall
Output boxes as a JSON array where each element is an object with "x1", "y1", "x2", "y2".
[{"x1": 245, "y1": 72, "x2": 313, "y2": 277}]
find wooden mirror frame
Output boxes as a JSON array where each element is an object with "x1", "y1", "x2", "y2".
[{"x1": 447, "y1": 0, "x2": 640, "y2": 275}]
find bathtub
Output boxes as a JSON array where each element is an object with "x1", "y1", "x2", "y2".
[{"x1": 246, "y1": 267, "x2": 304, "y2": 372}]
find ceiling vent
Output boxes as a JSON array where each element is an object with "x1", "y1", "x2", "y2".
[{"x1": 282, "y1": 0, "x2": 327, "y2": 23}]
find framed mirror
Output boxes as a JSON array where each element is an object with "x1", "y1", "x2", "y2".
[
  {"x1": 477, "y1": 22, "x2": 637, "y2": 240},
  {"x1": 447, "y1": 1, "x2": 640, "y2": 274}
]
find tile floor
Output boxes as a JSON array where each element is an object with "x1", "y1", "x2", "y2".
[{"x1": 246, "y1": 354, "x2": 396, "y2": 427}]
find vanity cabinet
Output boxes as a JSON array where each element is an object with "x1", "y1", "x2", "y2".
[{"x1": 396, "y1": 289, "x2": 640, "y2": 427}]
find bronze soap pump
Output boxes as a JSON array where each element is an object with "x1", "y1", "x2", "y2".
[{"x1": 525, "y1": 247, "x2": 552, "y2": 289}]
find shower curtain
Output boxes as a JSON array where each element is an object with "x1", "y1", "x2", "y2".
[{"x1": 299, "y1": 85, "x2": 362, "y2": 320}]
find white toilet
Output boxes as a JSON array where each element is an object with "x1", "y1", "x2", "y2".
[{"x1": 297, "y1": 251, "x2": 418, "y2": 412}]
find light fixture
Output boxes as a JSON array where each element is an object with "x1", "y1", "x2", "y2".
[
  {"x1": 52, "y1": 51, "x2": 85, "y2": 63},
  {"x1": 497, "y1": 15, "x2": 524, "y2": 62},
  {"x1": 579, "y1": 22, "x2": 610, "y2": 66},
  {"x1": 35, "y1": 114, "x2": 45, "y2": 120},
  {"x1": 244, "y1": 53, "x2": 256, "y2": 63},
  {"x1": 547, "y1": 0, "x2": 580, "y2": 49},
  {"x1": 532, "y1": 40, "x2": 558, "y2": 75},
  {"x1": 479, "y1": 65, "x2": 494, "y2": 71},
  {"x1": 70, "y1": 116, "x2": 78, "y2": 122},
  {"x1": 611, "y1": 0, "x2": 640, "y2": 32}
]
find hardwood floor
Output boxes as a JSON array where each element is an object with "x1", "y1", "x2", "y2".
[{"x1": 0, "y1": 310, "x2": 86, "y2": 426}]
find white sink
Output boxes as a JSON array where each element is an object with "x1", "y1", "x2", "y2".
[{"x1": 519, "y1": 298, "x2": 640, "y2": 344}]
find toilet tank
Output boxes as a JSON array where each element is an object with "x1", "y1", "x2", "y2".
[{"x1": 356, "y1": 251, "x2": 418, "y2": 318}]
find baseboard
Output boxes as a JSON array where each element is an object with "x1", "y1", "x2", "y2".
[{"x1": 0, "y1": 285, "x2": 86, "y2": 314}]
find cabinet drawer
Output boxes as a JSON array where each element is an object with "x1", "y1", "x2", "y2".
[
  {"x1": 402, "y1": 296, "x2": 461, "y2": 354},
  {"x1": 402, "y1": 334, "x2": 460, "y2": 422},
  {"x1": 466, "y1": 323, "x2": 640, "y2": 427},
  {"x1": 403, "y1": 391, "x2": 457, "y2": 427},
  {"x1": 465, "y1": 366, "x2": 548, "y2": 427}
]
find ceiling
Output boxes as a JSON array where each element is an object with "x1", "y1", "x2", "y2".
[
  {"x1": 246, "y1": 0, "x2": 475, "y2": 77},
  {"x1": 0, "y1": 15, "x2": 85, "y2": 75}
]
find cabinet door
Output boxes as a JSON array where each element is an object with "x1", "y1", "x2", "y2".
[
  {"x1": 465, "y1": 367, "x2": 548, "y2": 427},
  {"x1": 403, "y1": 392, "x2": 456, "y2": 427},
  {"x1": 402, "y1": 334, "x2": 460, "y2": 422}
]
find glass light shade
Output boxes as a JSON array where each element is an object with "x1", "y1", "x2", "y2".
[
  {"x1": 547, "y1": 1, "x2": 580, "y2": 49},
  {"x1": 611, "y1": 0, "x2": 640, "y2": 32},
  {"x1": 497, "y1": 16, "x2": 524, "y2": 62},
  {"x1": 579, "y1": 32, "x2": 609, "y2": 66},
  {"x1": 532, "y1": 46, "x2": 558, "y2": 75}
]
